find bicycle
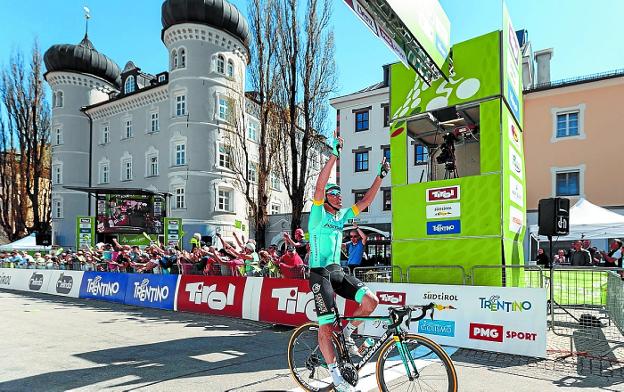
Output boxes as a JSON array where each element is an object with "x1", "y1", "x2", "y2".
[{"x1": 287, "y1": 303, "x2": 457, "y2": 391}]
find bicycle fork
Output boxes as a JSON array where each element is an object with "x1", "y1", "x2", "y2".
[{"x1": 393, "y1": 335, "x2": 419, "y2": 381}]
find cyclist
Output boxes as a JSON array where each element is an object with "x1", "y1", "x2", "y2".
[{"x1": 308, "y1": 134, "x2": 390, "y2": 392}]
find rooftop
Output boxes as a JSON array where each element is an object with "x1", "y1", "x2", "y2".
[{"x1": 526, "y1": 68, "x2": 624, "y2": 93}]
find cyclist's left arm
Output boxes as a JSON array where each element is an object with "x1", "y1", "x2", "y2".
[{"x1": 355, "y1": 157, "x2": 390, "y2": 213}]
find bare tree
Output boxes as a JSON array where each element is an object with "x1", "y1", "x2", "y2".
[
  {"x1": 275, "y1": 0, "x2": 336, "y2": 235},
  {"x1": 0, "y1": 41, "x2": 51, "y2": 241},
  {"x1": 220, "y1": 0, "x2": 282, "y2": 248}
]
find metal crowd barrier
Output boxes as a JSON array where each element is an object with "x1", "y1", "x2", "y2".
[
  {"x1": 352, "y1": 266, "x2": 403, "y2": 283},
  {"x1": 548, "y1": 266, "x2": 624, "y2": 361},
  {"x1": 469, "y1": 265, "x2": 545, "y2": 288},
  {"x1": 405, "y1": 265, "x2": 466, "y2": 285}
]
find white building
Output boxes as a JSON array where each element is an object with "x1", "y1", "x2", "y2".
[
  {"x1": 44, "y1": 0, "x2": 327, "y2": 248},
  {"x1": 329, "y1": 66, "x2": 428, "y2": 262}
]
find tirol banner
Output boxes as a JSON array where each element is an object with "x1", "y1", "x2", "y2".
[
  {"x1": 124, "y1": 274, "x2": 179, "y2": 310},
  {"x1": 344, "y1": 283, "x2": 547, "y2": 358},
  {"x1": 176, "y1": 275, "x2": 246, "y2": 318},
  {"x1": 76, "y1": 216, "x2": 95, "y2": 250},
  {"x1": 79, "y1": 271, "x2": 128, "y2": 303},
  {"x1": 257, "y1": 278, "x2": 321, "y2": 326}
]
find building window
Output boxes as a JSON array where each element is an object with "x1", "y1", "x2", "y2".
[
  {"x1": 247, "y1": 120, "x2": 257, "y2": 141},
  {"x1": 150, "y1": 112, "x2": 159, "y2": 133},
  {"x1": 179, "y1": 48, "x2": 186, "y2": 68},
  {"x1": 121, "y1": 158, "x2": 133, "y2": 181},
  {"x1": 227, "y1": 60, "x2": 234, "y2": 77},
  {"x1": 248, "y1": 163, "x2": 257, "y2": 183},
  {"x1": 218, "y1": 144, "x2": 231, "y2": 169},
  {"x1": 556, "y1": 171, "x2": 580, "y2": 196},
  {"x1": 124, "y1": 76, "x2": 136, "y2": 94},
  {"x1": 218, "y1": 188, "x2": 232, "y2": 212},
  {"x1": 355, "y1": 110, "x2": 369, "y2": 132},
  {"x1": 218, "y1": 98, "x2": 230, "y2": 120},
  {"x1": 147, "y1": 154, "x2": 159, "y2": 177},
  {"x1": 171, "y1": 49, "x2": 178, "y2": 69},
  {"x1": 101, "y1": 124, "x2": 110, "y2": 144},
  {"x1": 354, "y1": 191, "x2": 368, "y2": 212},
  {"x1": 99, "y1": 162, "x2": 110, "y2": 184},
  {"x1": 271, "y1": 203, "x2": 280, "y2": 215},
  {"x1": 53, "y1": 128, "x2": 63, "y2": 145},
  {"x1": 174, "y1": 187, "x2": 185, "y2": 209},
  {"x1": 158, "y1": 74, "x2": 166, "y2": 83},
  {"x1": 383, "y1": 105, "x2": 390, "y2": 127},
  {"x1": 270, "y1": 172, "x2": 280, "y2": 190},
  {"x1": 123, "y1": 119, "x2": 133, "y2": 139},
  {"x1": 176, "y1": 94, "x2": 186, "y2": 117},
  {"x1": 54, "y1": 91, "x2": 64, "y2": 108},
  {"x1": 383, "y1": 189, "x2": 391, "y2": 211},
  {"x1": 355, "y1": 151, "x2": 369, "y2": 172},
  {"x1": 415, "y1": 144, "x2": 429, "y2": 165},
  {"x1": 216, "y1": 55, "x2": 225, "y2": 74},
  {"x1": 52, "y1": 198, "x2": 63, "y2": 219},
  {"x1": 383, "y1": 147, "x2": 391, "y2": 163},
  {"x1": 175, "y1": 143, "x2": 186, "y2": 166},
  {"x1": 556, "y1": 112, "x2": 579, "y2": 138},
  {"x1": 52, "y1": 163, "x2": 62, "y2": 185}
]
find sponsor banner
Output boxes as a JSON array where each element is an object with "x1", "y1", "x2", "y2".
[
  {"x1": 176, "y1": 275, "x2": 246, "y2": 318},
  {"x1": 0, "y1": 268, "x2": 36, "y2": 291},
  {"x1": 509, "y1": 145, "x2": 524, "y2": 180},
  {"x1": 426, "y1": 219, "x2": 461, "y2": 235},
  {"x1": 509, "y1": 176, "x2": 524, "y2": 208},
  {"x1": 76, "y1": 216, "x2": 95, "y2": 250},
  {"x1": 354, "y1": 283, "x2": 546, "y2": 358},
  {"x1": 426, "y1": 186, "x2": 460, "y2": 202},
  {"x1": 426, "y1": 202, "x2": 460, "y2": 219},
  {"x1": 258, "y1": 278, "x2": 319, "y2": 325},
  {"x1": 45, "y1": 270, "x2": 84, "y2": 298},
  {"x1": 125, "y1": 274, "x2": 179, "y2": 310},
  {"x1": 79, "y1": 272, "x2": 128, "y2": 303},
  {"x1": 508, "y1": 117, "x2": 522, "y2": 153},
  {"x1": 509, "y1": 205, "x2": 524, "y2": 233}
]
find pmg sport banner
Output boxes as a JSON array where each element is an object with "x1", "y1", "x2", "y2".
[
  {"x1": 79, "y1": 271, "x2": 128, "y2": 303},
  {"x1": 125, "y1": 274, "x2": 179, "y2": 310}
]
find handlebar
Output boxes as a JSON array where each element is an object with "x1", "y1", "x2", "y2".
[{"x1": 386, "y1": 303, "x2": 435, "y2": 331}]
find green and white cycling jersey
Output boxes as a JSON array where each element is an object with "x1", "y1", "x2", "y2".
[{"x1": 308, "y1": 199, "x2": 360, "y2": 269}]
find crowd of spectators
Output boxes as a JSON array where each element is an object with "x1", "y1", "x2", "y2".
[
  {"x1": 0, "y1": 227, "x2": 377, "y2": 279},
  {"x1": 536, "y1": 239, "x2": 624, "y2": 268}
]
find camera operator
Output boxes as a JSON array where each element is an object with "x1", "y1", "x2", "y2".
[{"x1": 601, "y1": 239, "x2": 623, "y2": 268}]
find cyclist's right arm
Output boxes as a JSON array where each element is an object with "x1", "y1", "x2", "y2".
[{"x1": 313, "y1": 135, "x2": 343, "y2": 201}]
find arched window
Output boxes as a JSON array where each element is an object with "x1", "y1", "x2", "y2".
[
  {"x1": 179, "y1": 48, "x2": 186, "y2": 68},
  {"x1": 52, "y1": 92, "x2": 56, "y2": 108},
  {"x1": 56, "y1": 91, "x2": 64, "y2": 108},
  {"x1": 227, "y1": 60, "x2": 234, "y2": 78},
  {"x1": 124, "y1": 76, "x2": 136, "y2": 94},
  {"x1": 171, "y1": 49, "x2": 178, "y2": 70},
  {"x1": 216, "y1": 55, "x2": 225, "y2": 74}
]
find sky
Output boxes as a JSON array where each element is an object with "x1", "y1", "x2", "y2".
[{"x1": 1, "y1": 0, "x2": 623, "y2": 132}]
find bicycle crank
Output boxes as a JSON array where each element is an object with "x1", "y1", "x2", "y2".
[{"x1": 340, "y1": 363, "x2": 359, "y2": 386}]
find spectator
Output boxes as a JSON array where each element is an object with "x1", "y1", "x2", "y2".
[
  {"x1": 267, "y1": 244, "x2": 280, "y2": 261},
  {"x1": 33, "y1": 252, "x2": 46, "y2": 269},
  {"x1": 536, "y1": 248, "x2": 549, "y2": 267},
  {"x1": 191, "y1": 233, "x2": 203, "y2": 251},
  {"x1": 220, "y1": 233, "x2": 260, "y2": 276},
  {"x1": 553, "y1": 249, "x2": 568, "y2": 264},
  {"x1": 279, "y1": 246, "x2": 304, "y2": 279},
  {"x1": 344, "y1": 223, "x2": 367, "y2": 268},
  {"x1": 583, "y1": 240, "x2": 600, "y2": 264},
  {"x1": 601, "y1": 239, "x2": 623, "y2": 268},
  {"x1": 569, "y1": 240, "x2": 591, "y2": 266},
  {"x1": 283, "y1": 228, "x2": 309, "y2": 262},
  {"x1": 259, "y1": 250, "x2": 279, "y2": 277}
]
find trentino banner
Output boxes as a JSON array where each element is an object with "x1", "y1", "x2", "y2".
[
  {"x1": 124, "y1": 274, "x2": 179, "y2": 310},
  {"x1": 79, "y1": 271, "x2": 128, "y2": 303}
]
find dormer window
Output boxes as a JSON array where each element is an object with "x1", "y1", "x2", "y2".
[
  {"x1": 179, "y1": 48, "x2": 186, "y2": 68},
  {"x1": 227, "y1": 60, "x2": 234, "y2": 78},
  {"x1": 124, "y1": 76, "x2": 136, "y2": 94}
]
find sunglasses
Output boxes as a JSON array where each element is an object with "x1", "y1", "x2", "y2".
[
  {"x1": 327, "y1": 190, "x2": 341, "y2": 197},
  {"x1": 350, "y1": 235, "x2": 358, "y2": 238}
]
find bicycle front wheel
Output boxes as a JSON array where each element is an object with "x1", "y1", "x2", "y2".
[
  {"x1": 287, "y1": 322, "x2": 335, "y2": 392},
  {"x1": 376, "y1": 334, "x2": 457, "y2": 392}
]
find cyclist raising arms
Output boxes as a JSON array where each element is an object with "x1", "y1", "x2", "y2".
[{"x1": 308, "y1": 134, "x2": 390, "y2": 392}]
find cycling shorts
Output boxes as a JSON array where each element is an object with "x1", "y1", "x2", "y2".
[{"x1": 309, "y1": 264, "x2": 370, "y2": 325}]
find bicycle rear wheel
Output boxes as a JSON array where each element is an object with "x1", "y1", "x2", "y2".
[
  {"x1": 376, "y1": 334, "x2": 457, "y2": 392},
  {"x1": 287, "y1": 322, "x2": 335, "y2": 392}
]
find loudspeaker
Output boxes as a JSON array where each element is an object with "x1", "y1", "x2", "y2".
[
  {"x1": 538, "y1": 198, "x2": 570, "y2": 236},
  {"x1": 35, "y1": 232, "x2": 52, "y2": 246}
]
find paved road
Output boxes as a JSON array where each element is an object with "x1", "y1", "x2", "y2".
[{"x1": 0, "y1": 290, "x2": 619, "y2": 391}]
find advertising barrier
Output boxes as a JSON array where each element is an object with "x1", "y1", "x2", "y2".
[
  {"x1": 79, "y1": 271, "x2": 128, "y2": 303},
  {"x1": 258, "y1": 278, "x2": 323, "y2": 325},
  {"x1": 348, "y1": 283, "x2": 546, "y2": 358},
  {"x1": 45, "y1": 270, "x2": 84, "y2": 298},
  {"x1": 176, "y1": 275, "x2": 246, "y2": 318},
  {"x1": 124, "y1": 274, "x2": 179, "y2": 310},
  {"x1": 0, "y1": 268, "x2": 53, "y2": 293}
]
